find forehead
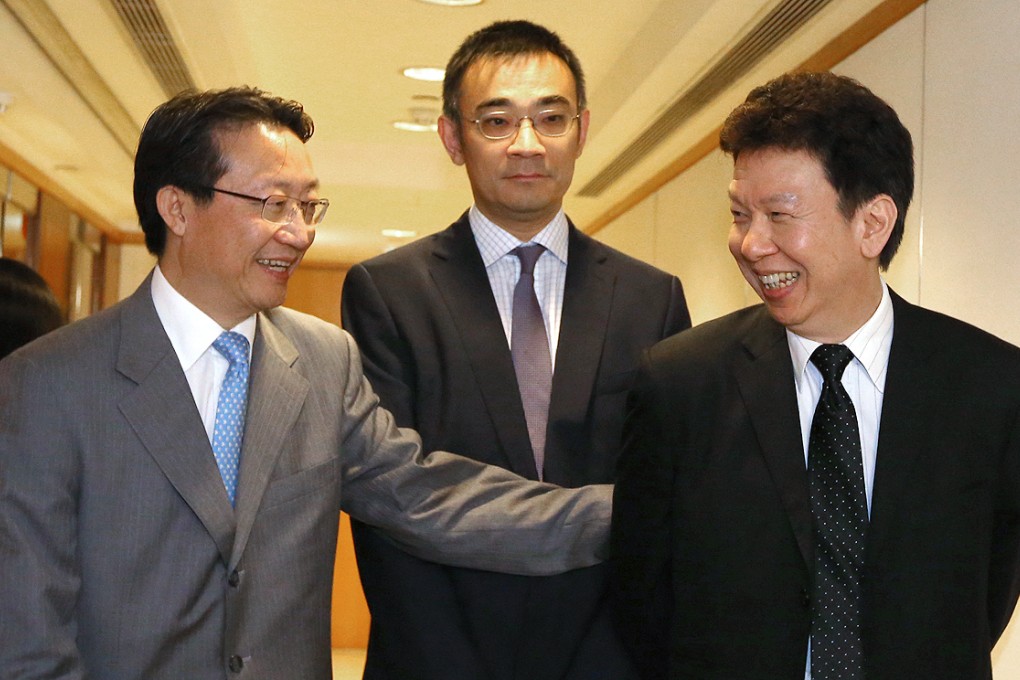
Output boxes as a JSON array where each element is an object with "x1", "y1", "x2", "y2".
[
  {"x1": 215, "y1": 122, "x2": 317, "y2": 189},
  {"x1": 729, "y1": 147, "x2": 834, "y2": 204},
  {"x1": 460, "y1": 53, "x2": 577, "y2": 109}
]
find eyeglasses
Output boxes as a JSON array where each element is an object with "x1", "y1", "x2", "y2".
[
  {"x1": 469, "y1": 108, "x2": 581, "y2": 140},
  {"x1": 205, "y1": 187, "x2": 330, "y2": 225}
]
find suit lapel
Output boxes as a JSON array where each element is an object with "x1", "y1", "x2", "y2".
[
  {"x1": 116, "y1": 278, "x2": 236, "y2": 565},
  {"x1": 546, "y1": 228, "x2": 613, "y2": 464},
  {"x1": 428, "y1": 216, "x2": 539, "y2": 478},
  {"x1": 229, "y1": 313, "x2": 310, "y2": 569},
  {"x1": 868, "y1": 293, "x2": 939, "y2": 549},
  {"x1": 734, "y1": 310, "x2": 814, "y2": 571}
]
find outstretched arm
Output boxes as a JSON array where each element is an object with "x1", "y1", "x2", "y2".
[{"x1": 335, "y1": 330, "x2": 611, "y2": 575}]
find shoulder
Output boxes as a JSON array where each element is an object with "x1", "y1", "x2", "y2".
[
  {"x1": 3, "y1": 296, "x2": 127, "y2": 370},
  {"x1": 892, "y1": 295, "x2": 1020, "y2": 372},
  {"x1": 351, "y1": 220, "x2": 467, "y2": 275},
  {"x1": 263, "y1": 306, "x2": 346, "y2": 345},
  {"x1": 648, "y1": 305, "x2": 772, "y2": 370}
]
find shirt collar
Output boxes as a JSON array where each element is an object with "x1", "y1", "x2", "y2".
[
  {"x1": 469, "y1": 205, "x2": 569, "y2": 267},
  {"x1": 787, "y1": 281, "x2": 894, "y2": 392},
  {"x1": 150, "y1": 265, "x2": 257, "y2": 371}
]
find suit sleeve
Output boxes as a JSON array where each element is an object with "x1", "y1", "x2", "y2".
[
  {"x1": 334, "y1": 330, "x2": 612, "y2": 575},
  {"x1": 988, "y1": 404, "x2": 1020, "y2": 642},
  {"x1": 611, "y1": 350, "x2": 675, "y2": 679},
  {"x1": 0, "y1": 353, "x2": 86, "y2": 679},
  {"x1": 341, "y1": 263, "x2": 417, "y2": 427},
  {"x1": 663, "y1": 275, "x2": 693, "y2": 339}
]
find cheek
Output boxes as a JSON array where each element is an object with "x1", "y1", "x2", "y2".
[{"x1": 727, "y1": 226, "x2": 746, "y2": 259}]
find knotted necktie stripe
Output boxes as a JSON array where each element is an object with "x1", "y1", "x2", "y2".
[
  {"x1": 511, "y1": 244, "x2": 552, "y2": 480},
  {"x1": 211, "y1": 331, "x2": 250, "y2": 506},
  {"x1": 808, "y1": 343, "x2": 867, "y2": 680}
]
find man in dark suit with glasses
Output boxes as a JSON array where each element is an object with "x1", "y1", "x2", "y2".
[{"x1": 343, "y1": 19, "x2": 691, "y2": 680}]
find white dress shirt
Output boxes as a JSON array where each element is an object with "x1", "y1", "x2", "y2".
[
  {"x1": 788, "y1": 281, "x2": 895, "y2": 679},
  {"x1": 469, "y1": 205, "x2": 568, "y2": 370},
  {"x1": 150, "y1": 265, "x2": 256, "y2": 445}
]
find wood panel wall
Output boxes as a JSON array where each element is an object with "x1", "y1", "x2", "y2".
[{"x1": 282, "y1": 262, "x2": 370, "y2": 649}]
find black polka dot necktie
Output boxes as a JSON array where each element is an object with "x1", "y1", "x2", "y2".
[{"x1": 808, "y1": 344, "x2": 867, "y2": 679}]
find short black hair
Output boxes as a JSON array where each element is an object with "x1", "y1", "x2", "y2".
[
  {"x1": 0, "y1": 257, "x2": 63, "y2": 359},
  {"x1": 442, "y1": 20, "x2": 586, "y2": 124},
  {"x1": 720, "y1": 71, "x2": 914, "y2": 270},
  {"x1": 134, "y1": 86, "x2": 314, "y2": 256}
]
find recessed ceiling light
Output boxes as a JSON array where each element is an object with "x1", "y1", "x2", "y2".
[
  {"x1": 416, "y1": 0, "x2": 483, "y2": 6},
  {"x1": 402, "y1": 66, "x2": 445, "y2": 82},
  {"x1": 381, "y1": 229, "x2": 418, "y2": 239},
  {"x1": 393, "y1": 106, "x2": 439, "y2": 133},
  {"x1": 393, "y1": 120, "x2": 437, "y2": 133}
]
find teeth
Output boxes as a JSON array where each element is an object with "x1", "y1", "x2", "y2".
[
  {"x1": 257, "y1": 259, "x2": 290, "y2": 271},
  {"x1": 759, "y1": 272, "x2": 800, "y2": 290}
]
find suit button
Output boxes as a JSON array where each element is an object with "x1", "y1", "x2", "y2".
[
  {"x1": 228, "y1": 655, "x2": 244, "y2": 673},
  {"x1": 228, "y1": 570, "x2": 240, "y2": 587},
  {"x1": 801, "y1": 588, "x2": 811, "y2": 608}
]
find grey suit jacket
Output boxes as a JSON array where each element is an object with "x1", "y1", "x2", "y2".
[{"x1": 0, "y1": 275, "x2": 612, "y2": 680}]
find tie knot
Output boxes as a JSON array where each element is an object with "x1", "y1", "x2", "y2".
[
  {"x1": 213, "y1": 331, "x2": 250, "y2": 366},
  {"x1": 514, "y1": 244, "x2": 546, "y2": 275},
  {"x1": 810, "y1": 344, "x2": 854, "y2": 383}
]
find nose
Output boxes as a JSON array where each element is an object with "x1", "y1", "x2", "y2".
[
  {"x1": 275, "y1": 211, "x2": 316, "y2": 251},
  {"x1": 507, "y1": 117, "x2": 545, "y2": 156},
  {"x1": 735, "y1": 216, "x2": 777, "y2": 262}
]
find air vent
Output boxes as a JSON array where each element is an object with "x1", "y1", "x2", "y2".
[
  {"x1": 578, "y1": 0, "x2": 834, "y2": 197},
  {"x1": 110, "y1": 0, "x2": 196, "y2": 97}
]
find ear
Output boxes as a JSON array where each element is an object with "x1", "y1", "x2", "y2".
[
  {"x1": 858, "y1": 194, "x2": 897, "y2": 261},
  {"x1": 156, "y1": 185, "x2": 189, "y2": 237},
  {"x1": 438, "y1": 116, "x2": 466, "y2": 166},
  {"x1": 575, "y1": 108, "x2": 591, "y2": 158}
]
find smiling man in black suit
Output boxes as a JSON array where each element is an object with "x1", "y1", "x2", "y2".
[{"x1": 611, "y1": 71, "x2": 1020, "y2": 680}]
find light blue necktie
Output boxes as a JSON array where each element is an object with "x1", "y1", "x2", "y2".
[{"x1": 211, "y1": 331, "x2": 250, "y2": 506}]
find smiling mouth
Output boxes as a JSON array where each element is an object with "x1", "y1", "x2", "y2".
[
  {"x1": 759, "y1": 272, "x2": 800, "y2": 290},
  {"x1": 257, "y1": 258, "x2": 292, "y2": 273}
]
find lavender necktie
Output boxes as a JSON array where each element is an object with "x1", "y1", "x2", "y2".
[{"x1": 511, "y1": 245, "x2": 552, "y2": 480}]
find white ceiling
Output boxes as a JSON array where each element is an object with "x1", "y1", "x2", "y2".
[{"x1": 0, "y1": 0, "x2": 893, "y2": 264}]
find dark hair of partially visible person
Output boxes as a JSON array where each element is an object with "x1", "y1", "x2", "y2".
[
  {"x1": 134, "y1": 86, "x2": 315, "y2": 257},
  {"x1": 0, "y1": 257, "x2": 64, "y2": 359},
  {"x1": 442, "y1": 20, "x2": 587, "y2": 124},
  {"x1": 719, "y1": 71, "x2": 914, "y2": 271}
]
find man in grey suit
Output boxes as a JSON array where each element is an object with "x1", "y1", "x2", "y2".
[{"x1": 0, "y1": 87, "x2": 612, "y2": 680}]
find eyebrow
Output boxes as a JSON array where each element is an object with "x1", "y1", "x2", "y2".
[
  {"x1": 727, "y1": 191, "x2": 800, "y2": 207},
  {"x1": 474, "y1": 94, "x2": 573, "y2": 111},
  {"x1": 259, "y1": 178, "x2": 321, "y2": 195},
  {"x1": 765, "y1": 192, "x2": 800, "y2": 207}
]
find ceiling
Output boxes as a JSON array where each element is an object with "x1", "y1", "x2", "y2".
[{"x1": 0, "y1": 0, "x2": 900, "y2": 265}]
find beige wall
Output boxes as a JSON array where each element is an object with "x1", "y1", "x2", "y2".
[{"x1": 594, "y1": 0, "x2": 1020, "y2": 671}]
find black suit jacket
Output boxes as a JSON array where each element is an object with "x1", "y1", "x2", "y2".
[
  {"x1": 342, "y1": 213, "x2": 691, "y2": 680},
  {"x1": 611, "y1": 291, "x2": 1020, "y2": 679}
]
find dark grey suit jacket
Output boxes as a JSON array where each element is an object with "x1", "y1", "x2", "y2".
[
  {"x1": 342, "y1": 214, "x2": 691, "y2": 680},
  {"x1": 0, "y1": 274, "x2": 613, "y2": 680},
  {"x1": 612, "y1": 291, "x2": 1020, "y2": 679}
]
